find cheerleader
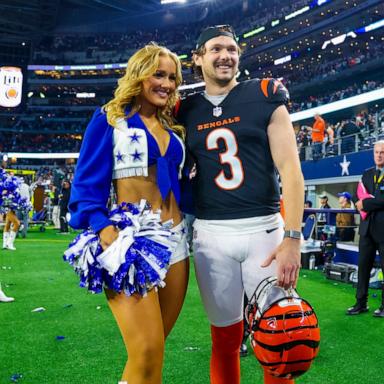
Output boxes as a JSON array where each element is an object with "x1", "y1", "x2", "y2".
[
  {"x1": 63, "y1": 43, "x2": 189, "y2": 384},
  {"x1": 1, "y1": 170, "x2": 30, "y2": 251},
  {"x1": 0, "y1": 282, "x2": 14, "y2": 303}
]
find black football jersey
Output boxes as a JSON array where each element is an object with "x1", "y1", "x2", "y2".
[{"x1": 178, "y1": 78, "x2": 289, "y2": 220}]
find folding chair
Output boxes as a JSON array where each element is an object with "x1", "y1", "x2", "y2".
[{"x1": 302, "y1": 214, "x2": 316, "y2": 241}]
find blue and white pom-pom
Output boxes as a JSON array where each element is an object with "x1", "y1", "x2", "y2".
[
  {"x1": 0, "y1": 172, "x2": 24, "y2": 213},
  {"x1": 19, "y1": 196, "x2": 33, "y2": 212},
  {"x1": 63, "y1": 200, "x2": 181, "y2": 296}
]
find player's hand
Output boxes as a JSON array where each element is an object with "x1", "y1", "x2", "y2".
[
  {"x1": 355, "y1": 199, "x2": 363, "y2": 211},
  {"x1": 99, "y1": 225, "x2": 119, "y2": 251},
  {"x1": 261, "y1": 238, "x2": 301, "y2": 289}
]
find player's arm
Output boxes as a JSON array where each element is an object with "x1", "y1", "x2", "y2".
[{"x1": 262, "y1": 104, "x2": 304, "y2": 289}]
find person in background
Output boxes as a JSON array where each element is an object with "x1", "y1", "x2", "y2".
[
  {"x1": 347, "y1": 140, "x2": 384, "y2": 317},
  {"x1": 339, "y1": 117, "x2": 360, "y2": 154},
  {"x1": 317, "y1": 194, "x2": 330, "y2": 239},
  {"x1": 1, "y1": 170, "x2": 21, "y2": 251},
  {"x1": 335, "y1": 192, "x2": 355, "y2": 241},
  {"x1": 51, "y1": 185, "x2": 61, "y2": 229},
  {"x1": 326, "y1": 124, "x2": 334, "y2": 145},
  {"x1": 58, "y1": 179, "x2": 71, "y2": 234},
  {"x1": 2, "y1": 209, "x2": 20, "y2": 250},
  {"x1": 17, "y1": 177, "x2": 31, "y2": 238},
  {"x1": 303, "y1": 200, "x2": 313, "y2": 222},
  {"x1": 325, "y1": 124, "x2": 335, "y2": 156},
  {"x1": 310, "y1": 113, "x2": 326, "y2": 160},
  {"x1": 0, "y1": 283, "x2": 14, "y2": 303}
]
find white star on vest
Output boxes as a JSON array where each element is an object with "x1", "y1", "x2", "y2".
[{"x1": 340, "y1": 155, "x2": 351, "y2": 176}]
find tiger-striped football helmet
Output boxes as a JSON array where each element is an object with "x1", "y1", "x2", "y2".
[{"x1": 245, "y1": 276, "x2": 320, "y2": 379}]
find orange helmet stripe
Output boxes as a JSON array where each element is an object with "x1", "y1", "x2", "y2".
[{"x1": 261, "y1": 78, "x2": 270, "y2": 98}]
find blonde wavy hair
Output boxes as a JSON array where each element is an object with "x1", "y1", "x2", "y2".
[{"x1": 103, "y1": 42, "x2": 184, "y2": 138}]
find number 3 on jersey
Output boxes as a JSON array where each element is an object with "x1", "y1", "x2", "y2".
[{"x1": 206, "y1": 128, "x2": 244, "y2": 190}]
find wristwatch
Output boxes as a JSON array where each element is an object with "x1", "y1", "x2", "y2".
[{"x1": 283, "y1": 230, "x2": 301, "y2": 240}]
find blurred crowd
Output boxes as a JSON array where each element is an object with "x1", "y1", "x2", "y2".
[
  {"x1": 0, "y1": 133, "x2": 81, "y2": 153},
  {"x1": 296, "y1": 108, "x2": 384, "y2": 161},
  {"x1": 32, "y1": 0, "x2": 309, "y2": 65},
  {"x1": 290, "y1": 80, "x2": 384, "y2": 113}
]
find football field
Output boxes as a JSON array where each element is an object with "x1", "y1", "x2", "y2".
[{"x1": 1, "y1": 229, "x2": 383, "y2": 384}]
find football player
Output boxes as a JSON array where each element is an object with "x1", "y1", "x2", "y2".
[{"x1": 177, "y1": 25, "x2": 304, "y2": 384}]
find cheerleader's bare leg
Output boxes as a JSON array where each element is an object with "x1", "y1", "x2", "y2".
[
  {"x1": 4, "y1": 211, "x2": 20, "y2": 250},
  {"x1": 159, "y1": 257, "x2": 189, "y2": 337},
  {"x1": 5, "y1": 211, "x2": 20, "y2": 232},
  {"x1": 64, "y1": 199, "x2": 189, "y2": 384},
  {"x1": 4, "y1": 212, "x2": 11, "y2": 233},
  {"x1": 105, "y1": 223, "x2": 189, "y2": 383},
  {"x1": 106, "y1": 288, "x2": 165, "y2": 384},
  {"x1": 158, "y1": 222, "x2": 190, "y2": 337}
]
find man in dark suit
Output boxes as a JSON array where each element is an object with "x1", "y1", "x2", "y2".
[
  {"x1": 339, "y1": 117, "x2": 360, "y2": 154},
  {"x1": 317, "y1": 194, "x2": 330, "y2": 239},
  {"x1": 58, "y1": 179, "x2": 71, "y2": 234},
  {"x1": 347, "y1": 141, "x2": 384, "y2": 317}
]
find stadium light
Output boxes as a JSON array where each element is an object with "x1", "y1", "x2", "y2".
[
  {"x1": 356, "y1": 18, "x2": 384, "y2": 34},
  {"x1": 274, "y1": 55, "x2": 291, "y2": 65},
  {"x1": 243, "y1": 26, "x2": 265, "y2": 38},
  {"x1": 6, "y1": 153, "x2": 80, "y2": 159},
  {"x1": 364, "y1": 18, "x2": 384, "y2": 32},
  {"x1": 76, "y1": 92, "x2": 96, "y2": 98},
  {"x1": 271, "y1": 20, "x2": 280, "y2": 27},
  {"x1": 179, "y1": 81, "x2": 205, "y2": 90},
  {"x1": 161, "y1": 0, "x2": 186, "y2": 4},
  {"x1": 285, "y1": 6, "x2": 310, "y2": 21},
  {"x1": 321, "y1": 31, "x2": 356, "y2": 50},
  {"x1": 309, "y1": 0, "x2": 331, "y2": 7}
]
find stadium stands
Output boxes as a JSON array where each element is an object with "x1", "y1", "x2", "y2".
[{"x1": 0, "y1": 0, "x2": 383, "y2": 166}]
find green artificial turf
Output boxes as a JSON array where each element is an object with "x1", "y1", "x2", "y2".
[{"x1": 1, "y1": 229, "x2": 383, "y2": 384}]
